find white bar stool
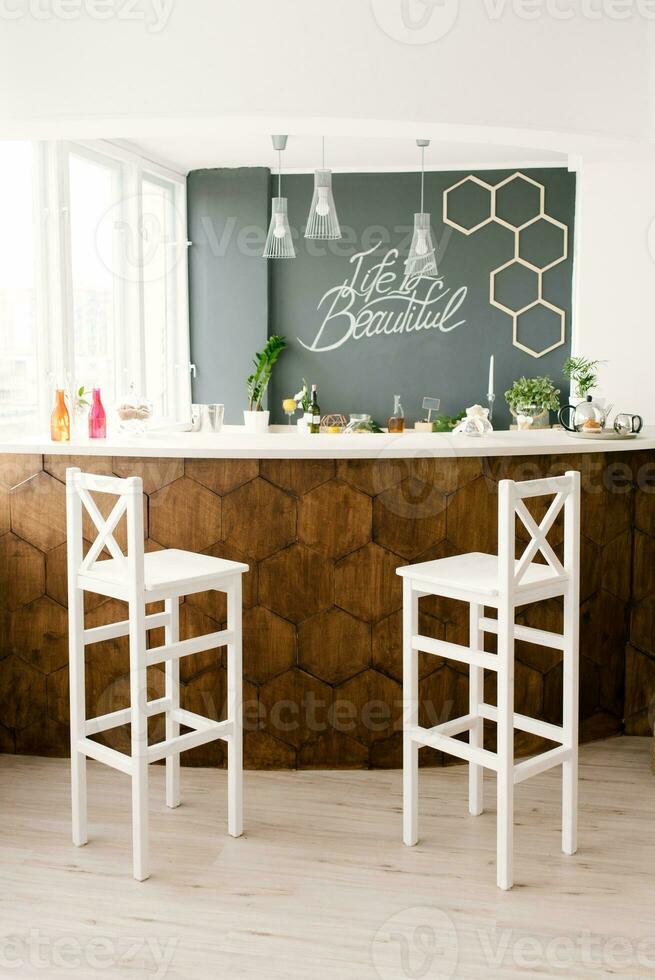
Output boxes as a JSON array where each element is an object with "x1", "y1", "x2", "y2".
[
  {"x1": 65, "y1": 467, "x2": 247, "y2": 881},
  {"x1": 398, "y1": 471, "x2": 580, "y2": 890}
]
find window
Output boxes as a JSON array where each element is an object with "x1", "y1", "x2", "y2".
[
  {"x1": 69, "y1": 149, "x2": 121, "y2": 409},
  {"x1": 0, "y1": 140, "x2": 190, "y2": 435},
  {"x1": 0, "y1": 142, "x2": 39, "y2": 435}
]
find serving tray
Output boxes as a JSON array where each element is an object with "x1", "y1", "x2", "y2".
[{"x1": 564, "y1": 430, "x2": 638, "y2": 441}]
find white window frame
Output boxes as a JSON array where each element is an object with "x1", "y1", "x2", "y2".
[{"x1": 1, "y1": 138, "x2": 191, "y2": 434}]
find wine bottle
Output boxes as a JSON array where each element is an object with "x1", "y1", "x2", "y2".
[{"x1": 310, "y1": 384, "x2": 321, "y2": 434}]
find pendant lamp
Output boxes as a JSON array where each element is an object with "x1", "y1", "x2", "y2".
[
  {"x1": 305, "y1": 137, "x2": 341, "y2": 240},
  {"x1": 263, "y1": 135, "x2": 295, "y2": 259},
  {"x1": 405, "y1": 139, "x2": 437, "y2": 277}
]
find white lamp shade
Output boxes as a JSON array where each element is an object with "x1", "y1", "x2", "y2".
[
  {"x1": 264, "y1": 197, "x2": 296, "y2": 259},
  {"x1": 305, "y1": 170, "x2": 341, "y2": 240},
  {"x1": 405, "y1": 212, "x2": 437, "y2": 277}
]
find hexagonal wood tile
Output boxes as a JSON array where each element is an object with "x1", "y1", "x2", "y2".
[
  {"x1": 635, "y1": 484, "x2": 655, "y2": 537},
  {"x1": 260, "y1": 458, "x2": 335, "y2": 496},
  {"x1": 243, "y1": 605, "x2": 296, "y2": 685},
  {"x1": 372, "y1": 609, "x2": 447, "y2": 683},
  {"x1": 624, "y1": 644, "x2": 655, "y2": 735},
  {"x1": 336, "y1": 458, "x2": 405, "y2": 496},
  {"x1": 0, "y1": 491, "x2": 9, "y2": 535},
  {"x1": 10, "y1": 595, "x2": 69, "y2": 674},
  {"x1": 10, "y1": 471, "x2": 67, "y2": 552},
  {"x1": 334, "y1": 668, "x2": 402, "y2": 745},
  {"x1": 446, "y1": 476, "x2": 498, "y2": 554},
  {"x1": 44, "y1": 454, "x2": 114, "y2": 484},
  {"x1": 185, "y1": 458, "x2": 258, "y2": 495},
  {"x1": 298, "y1": 608, "x2": 370, "y2": 685},
  {"x1": 244, "y1": 730, "x2": 296, "y2": 769},
  {"x1": 410, "y1": 456, "x2": 483, "y2": 495},
  {"x1": 223, "y1": 478, "x2": 296, "y2": 560},
  {"x1": 0, "y1": 454, "x2": 42, "y2": 490},
  {"x1": 631, "y1": 597, "x2": 655, "y2": 656},
  {"x1": 258, "y1": 668, "x2": 332, "y2": 749},
  {"x1": 150, "y1": 477, "x2": 221, "y2": 552},
  {"x1": 0, "y1": 533, "x2": 45, "y2": 611},
  {"x1": 0, "y1": 654, "x2": 47, "y2": 730},
  {"x1": 177, "y1": 602, "x2": 226, "y2": 682},
  {"x1": 259, "y1": 544, "x2": 334, "y2": 624},
  {"x1": 113, "y1": 456, "x2": 183, "y2": 494},
  {"x1": 633, "y1": 530, "x2": 655, "y2": 604},
  {"x1": 298, "y1": 480, "x2": 371, "y2": 559},
  {"x1": 373, "y1": 478, "x2": 447, "y2": 559},
  {"x1": 334, "y1": 543, "x2": 405, "y2": 622},
  {"x1": 581, "y1": 479, "x2": 632, "y2": 547},
  {"x1": 298, "y1": 730, "x2": 368, "y2": 768},
  {"x1": 419, "y1": 666, "x2": 468, "y2": 730}
]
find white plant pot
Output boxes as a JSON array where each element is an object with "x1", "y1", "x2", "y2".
[
  {"x1": 297, "y1": 416, "x2": 311, "y2": 435},
  {"x1": 243, "y1": 410, "x2": 270, "y2": 433}
]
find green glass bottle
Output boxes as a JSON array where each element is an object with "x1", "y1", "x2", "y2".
[{"x1": 310, "y1": 384, "x2": 321, "y2": 434}]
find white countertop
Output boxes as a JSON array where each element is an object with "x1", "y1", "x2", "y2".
[{"x1": 1, "y1": 425, "x2": 653, "y2": 459}]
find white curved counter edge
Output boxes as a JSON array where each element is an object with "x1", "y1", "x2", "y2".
[{"x1": 1, "y1": 425, "x2": 654, "y2": 459}]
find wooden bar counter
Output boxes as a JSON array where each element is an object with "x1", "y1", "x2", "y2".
[{"x1": 1, "y1": 427, "x2": 654, "y2": 769}]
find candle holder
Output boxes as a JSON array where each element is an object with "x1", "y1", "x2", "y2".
[{"x1": 487, "y1": 392, "x2": 496, "y2": 424}]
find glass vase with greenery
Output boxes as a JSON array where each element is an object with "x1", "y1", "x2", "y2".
[
  {"x1": 563, "y1": 356, "x2": 602, "y2": 399},
  {"x1": 246, "y1": 335, "x2": 286, "y2": 411},
  {"x1": 505, "y1": 376, "x2": 561, "y2": 427}
]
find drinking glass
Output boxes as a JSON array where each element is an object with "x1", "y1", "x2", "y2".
[{"x1": 282, "y1": 398, "x2": 297, "y2": 428}]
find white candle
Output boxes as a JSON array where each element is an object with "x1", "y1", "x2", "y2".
[{"x1": 488, "y1": 355, "x2": 494, "y2": 397}]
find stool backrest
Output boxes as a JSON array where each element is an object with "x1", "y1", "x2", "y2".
[
  {"x1": 65, "y1": 467, "x2": 145, "y2": 584},
  {"x1": 498, "y1": 470, "x2": 580, "y2": 594}
]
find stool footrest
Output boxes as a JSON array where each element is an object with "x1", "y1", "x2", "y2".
[
  {"x1": 77, "y1": 737, "x2": 133, "y2": 775},
  {"x1": 513, "y1": 745, "x2": 572, "y2": 784},
  {"x1": 479, "y1": 616, "x2": 565, "y2": 652},
  {"x1": 478, "y1": 703, "x2": 564, "y2": 744},
  {"x1": 412, "y1": 634, "x2": 498, "y2": 671},
  {"x1": 146, "y1": 629, "x2": 233, "y2": 667},
  {"x1": 83, "y1": 611, "x2": 171, "y2": 646},
  {"x1": 85, "y1": 697, "x2": 171, "y2": 736},
  {"x1": 148, "y1": 718, "x2": 232, "y2": 763},
  {"x1": 408, "y1": 722, "x2": 499, "y2": 771}
]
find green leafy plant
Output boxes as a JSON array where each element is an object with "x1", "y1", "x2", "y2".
[
  {"x1": 246, "y1": 335, "x2": 286, "y2": 411},
  {"x1": 294, "y1": 378, "x2": 310, "y2": 413},
  {"x1": 505, "y1": 376, "x2": 561, "y2": 414},
  {"x1": 563, "y1": 356, "x2": 602, "y2": 398},
  {"x1": 76, "y1": 385, "x2": 91, "y2": 409},
  {"x1": 431, "y1": 410, "x2": 465, "y2": 432}
]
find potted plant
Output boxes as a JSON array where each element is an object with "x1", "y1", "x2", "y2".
[
  {"x1": 505, "y1": 376, "x2": 560, "y2": 429},
  {"x1": 563, "y1": 355, "x2": 602, "y2": 399},
  {"x1": 244, "y1": 335, "x2": 286, "y2": 432},
  {"x1": 294, "y1": 378, "x2": 311, "y2": 434}
]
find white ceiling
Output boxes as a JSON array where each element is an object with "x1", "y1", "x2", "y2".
[{"x1": 126, "y1": 133, "x2": 568, "y2": 177}]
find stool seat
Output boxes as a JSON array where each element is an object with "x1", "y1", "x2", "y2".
[
  {"x1": 80, "y1": 548, "x2": 249, "y2": 600},
  {"x1": 398, "y1": 551, "x2": 567, "y2": 600}
]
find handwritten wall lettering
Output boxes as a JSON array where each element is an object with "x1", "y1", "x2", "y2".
[{"x1": 298, "y1": 241, "x2": 468, "y2": 354}]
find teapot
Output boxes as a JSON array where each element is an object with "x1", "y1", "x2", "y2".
[{"x1": 558, "y1": 395, "x2": 612, "y2": 434}]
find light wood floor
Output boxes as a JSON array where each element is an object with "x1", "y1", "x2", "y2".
[{"x1": 1, "y1": 738, "x2": 654, "y2": 980}]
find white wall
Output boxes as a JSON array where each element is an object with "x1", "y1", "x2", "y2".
[
  {"x1": 574, "y1": 150, "x2": 655, "y2": 423},
  {"x1": 0, "y1": 0, "x2": 651, "y2": 141}
]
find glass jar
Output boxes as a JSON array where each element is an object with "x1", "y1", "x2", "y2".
[
  {"x1": 387, "y1": 395, "x2": 405, "y2": 433},
  {"x1": 116, "y1": 383, "x2": 153, "y2": 435},
  {"x1": 344, "y1": 413, "x2": 371, "y2": 434}
]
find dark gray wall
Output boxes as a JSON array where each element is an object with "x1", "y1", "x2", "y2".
[
  {"x1": 187, "y1": 167, "x2": 269, "y2": 422},
  {"x1": 187, "y1": 167, "x2": 575, "y2": 428}
]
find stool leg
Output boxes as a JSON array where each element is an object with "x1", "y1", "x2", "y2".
[
  {"x1": 403, "y1": 580, "x2": 418, "y2": 846},
  {"x1": 129, "y1": 600, "x2": 149, "y2": 881},
  {"x1": 69, "y1": 583, "x2": 87, "y2": 847},
  {"x1": 562, "y1": 589, "x2": 579, "y2": 855},
  {"x1": 496, "y1": 601, "x2": 514, "y2": 890},
  {"x1": 165, "y1": 598, "x2": 181, "y2": 809},
  {"x1": 468, "y1": 603, "x2": 484, "y2": 816},
  {"x1": 227, "y1": 575, "x2": 243, "y2": 838}
]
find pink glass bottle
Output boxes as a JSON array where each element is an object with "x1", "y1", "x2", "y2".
[{"x1": 88, "y1": 387, "x2": 107, "y2": 439}]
